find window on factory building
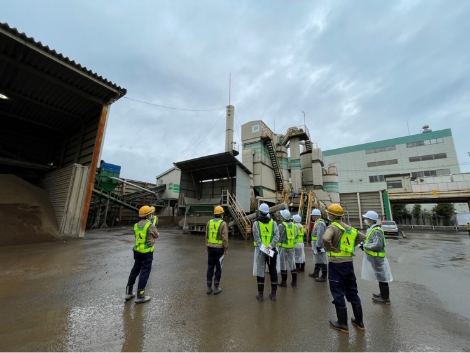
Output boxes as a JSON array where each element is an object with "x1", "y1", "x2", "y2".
[
  {"x1": 387, "y1": 180, "x2": 403, "y2": 189},
  {"x1": 408, "y1": 153, "x2": 447, "y2": 162},
  {"x1": 369, "y1": 175, "x2": 385, "y2": 183},
  {"x1": 365, "y1": 145, "x2": 396, "y2": 154},
  {"x1": 411, "y1": 168, "x2": 451, "y2": 178},
  {"x1": 367, "y1": 159, "x2": 398, "y2": 167},
  {"x1": 406, "y1": 138, "x2": 444, "y2": 148}
]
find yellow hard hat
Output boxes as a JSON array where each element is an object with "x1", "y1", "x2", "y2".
[
  {"x1": 139, "y1": 205, "x2": 154, "y2": 218},
  {"x1": 327, "y1": 203, "x2": 344, "y2": 217},
  {"x1": 214, "y1": 205, "x2": 224, "y2": 215},
  {"x1": 150, "y1": 206, "x2": 155, "y2": 212}
]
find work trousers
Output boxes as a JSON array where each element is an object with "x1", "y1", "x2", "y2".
[
  {"x1": 127, "y1": 250, "x2": 154, "y2": 290},
  {"x1": 258, "y1": 252, "x2": 278, "y2": 283},
  {"x1": 328, "y1": 261, "x2": 361, "y2": 307},
  {"x1": 207, "y1": 247, "x2": 224, "y2": 281}
]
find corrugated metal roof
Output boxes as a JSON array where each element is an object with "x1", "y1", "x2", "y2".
[
  {"x1": 0, "y1": 22, "x2": 126, "y2": 97},
  {"x1": 174, "y1": 152, "x2": 252, "y2": 181}
]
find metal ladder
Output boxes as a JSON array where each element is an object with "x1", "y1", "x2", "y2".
[{"x1": 221, "y1": 190, "x2": 251, "y2": 240}]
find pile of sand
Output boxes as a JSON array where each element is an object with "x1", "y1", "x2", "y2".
[{"x1": 0, "y1": 174, "x2": 60, "y2": 246}]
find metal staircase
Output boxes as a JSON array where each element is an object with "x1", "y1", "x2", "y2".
[
  {"x1": 260, "y1": 130, "x2": 284, "y2": 192},
  {"x1": 221, "y1": 190, "x2": 251, "y2": 240}
]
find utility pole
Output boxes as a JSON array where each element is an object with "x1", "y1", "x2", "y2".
[{"x1": 229, "y1": 72, "x2": 231, "y2": 105}]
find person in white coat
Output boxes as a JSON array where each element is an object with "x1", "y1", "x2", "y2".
[
  {"x1": 293, "y1": 214, "x2": 306, "y2": 273},
  {"x1": 278, "y1": 209, "x2": 298, "y2": 287},
  {"x1": 309, "y1": 209, "x2": 328, "y2": 282},
  {"x1": 360, "y1": 210, "x2": 393, "y2": 305},
  {"x1": 252, "y1": 203, "x2": 280, "y2": 301}
]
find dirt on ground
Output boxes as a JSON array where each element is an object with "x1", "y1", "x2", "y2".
[{"x1": 0, "y1": 174, "x2": 59, "y2": 246}]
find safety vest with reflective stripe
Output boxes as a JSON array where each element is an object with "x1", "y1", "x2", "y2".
[
  {"x1": 312, "y1": 218, "x2": 326, "y2": 241},
  {"x1": 253, "y1": 219, "x2": 274, "y2": 247},
  {"x1": 327, "y1": 222, "x2": 357, "y2": 258},
  {"x1": 296, "y1": 225, "x2": 305, "y2": 243},
  {"x1": 133, "y1": 221, "x2": 154, "y2": 253},
  {"x1": 152, "y1": 215, "x2": 158, "y2": 226},
  {"x1": 365, "y1": 226, "x2": 386, "y2": 258},
  {"x1": 207, "y1": 219, "x2": 223, "y2": 245},
  {"x1": 281, "y1": 222, "x2": 296, "y2": 249}
]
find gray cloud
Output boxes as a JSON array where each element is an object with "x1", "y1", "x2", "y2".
[{"x1": 3, "y1": 0, "x2": 469, "y2": 182}]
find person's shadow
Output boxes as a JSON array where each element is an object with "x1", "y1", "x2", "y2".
[{"x1": 121, "y1": 303, "x2": 144, "y2": 352}]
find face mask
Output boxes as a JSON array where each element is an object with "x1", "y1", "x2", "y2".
[
  {"x1": 364, "y1": 219, "x2": 369, "y2": 226},
  {"x1": 327, "y1": 215, "x2": 334, "y2": 221}
]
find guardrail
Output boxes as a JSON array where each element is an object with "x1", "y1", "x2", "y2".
[{"x1": 399, "y1": 224, "x2": 468, "y2": 231}]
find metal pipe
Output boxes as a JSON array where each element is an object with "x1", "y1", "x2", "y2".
[{"x1": 110, "y1": 177, "x2": 157, "y2": 195}]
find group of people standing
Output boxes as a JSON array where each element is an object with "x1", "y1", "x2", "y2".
[{"x1": 125, "y1": 201, "x2": 393, "y2": 334}]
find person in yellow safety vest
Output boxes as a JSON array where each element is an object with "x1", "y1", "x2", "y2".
[
  {"x1": 125, "y1": 205, "x2": 160, "y2": 304},
  {"x1": 323, "y1": 203, "x2": 366, "y2": 333},
  {"x1": 293, "y1": 214, "x2": 306, "y2": 273},
  {"x1": 206, "y1": 206, "x2": 228, "y2": 295},
  {"x1": 149, "y1": 206, "x2": 158, "y2": 226},
  {"x1": 360, "y1": 210, "x2": 393, "y2": 305},
  {"x1": 252, "y1": 203, "x2": 280, "y2": 301},
  {"x1": 278, "y1": 209, "x2": 298, "y2": 287},
  {"x1": 309, "y1": 209, "x2": 328, "y2": 282}
]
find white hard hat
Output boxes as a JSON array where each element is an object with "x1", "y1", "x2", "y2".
[
  {"x1": 311, "y1": 209, "x2": 321, "y2": 216},
  {"x1": 281, "y1": 209, "x2": 291, "y2": 220},
  {"x1": 363, "y1": 210, "x2": 379, "y2": 221},
  {"x1": 259, "y1": 203, "x2": 269, "y2": 214},
  {"x1": 293, "y1": 214, "x2": 302, "y2": 223}
]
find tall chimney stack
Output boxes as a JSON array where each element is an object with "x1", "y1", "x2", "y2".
[{"x1": 225, "y1": 105, "x2": 234, "y2": 153}]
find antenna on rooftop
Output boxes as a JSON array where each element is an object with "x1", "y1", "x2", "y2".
[
  {"x1": 407, "y1": 121, "x2": 410, "y2": 136},
  {"x1": 229, "y1": 72, "x2": 231, "y2": 105}
]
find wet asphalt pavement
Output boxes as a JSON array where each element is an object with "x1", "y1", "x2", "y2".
[{"x1": 1, "y1": 227, "x2": 470, "y2": 352}]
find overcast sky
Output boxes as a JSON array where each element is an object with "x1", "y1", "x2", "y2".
[{"x1": 3, "y1": 0, "x2": 470, "y2": 181}]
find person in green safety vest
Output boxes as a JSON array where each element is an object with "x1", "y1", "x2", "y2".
[
  {"x1": 293, "y1": 214, "x2": 306, "y2": 273},
  {"x1": 252, "y1": 203, "x2": 280, "y2": 301},
  {"x1": 149, "y1": 206, "x2": 158, "y2": 226},
  {"x1": 278, "y1": 209, "x2": 298, "y2": 287},
  {"x1": 360, "y1": 210, "x2": 393, "y2": 305},
  {"x1": 205, "y1": 205, "x2": 228, "y2": 295},
  {"x1": 125, "y1": 205, "x2": 159, "y2": 304},
  {"x1": 309, "y1": 208, "x2": 328, "y2": 282},
  {"x1": 323, "y1": 203, "x2": 366, "y2": 333}
]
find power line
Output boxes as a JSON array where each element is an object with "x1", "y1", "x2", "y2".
[
  {"x1": 184, "y1": 110, "x2": 226, "y2": 160},
  {"x1": 123, "y1": 96, "x2": 225, "y2": 112}
]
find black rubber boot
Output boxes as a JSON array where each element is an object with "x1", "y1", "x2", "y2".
[
  {"x1": 206, "y1": 280, "x2": 213, "y2": 294},
  {"x1": 125, "y1": 286, "x2": 135, "y2": 301},
  {"x1": 213, "y1": 281, "x2": 222, "y2": 295},
  {"x1": 291, "y1": 272, "x2": 297, "y2": 287},
  {"x1": 329, "y1": 306, "x2": 349, "y2": 333},
  {"x1": 373, "y1": 283, "x2": 381, "y2": 298},
  {"x1": 351, "y1": 305, "x2": 365, "y2": 331},
  {"x1": 279, "y1": 272, "x2": 287, "y2": 287},
  {"x1": 300, "y1": 262, "x2": 305, "y2": 272},
  {"x1": 373, "y1": 284, "x2": 390, "y2": 305},
  {"x1": 135, "y1": 289, "x2": 151, "y2": 304},
  {"x1": 270, "y1": 283, "x2": 277, "y2": 301},
  {"x1": 309, "y1": 265, "x2": 320, "y2": 279},
  {"x1": 295, "y1": 263, "x2": 301, "y2": 273},
  {"x1": 315, "y1": 264, "x2": 327, "y2": 282},
  {"x1": 256, "y1": 282, "x2": 264, "y2": 301}
]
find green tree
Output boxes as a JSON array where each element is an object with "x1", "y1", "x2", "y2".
[
  {"x1": 423, "y1": 210, "x2": 432, "y2": 225},
  {"x1": 412, "y1": 204, "x2": 422, "y2": 225},
  {"x1": 392, "y1": 204, "x2": 406, "y2": 224},
  {"x1": 432, "y1": 203, "x2": 455, "y2": 226}
]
